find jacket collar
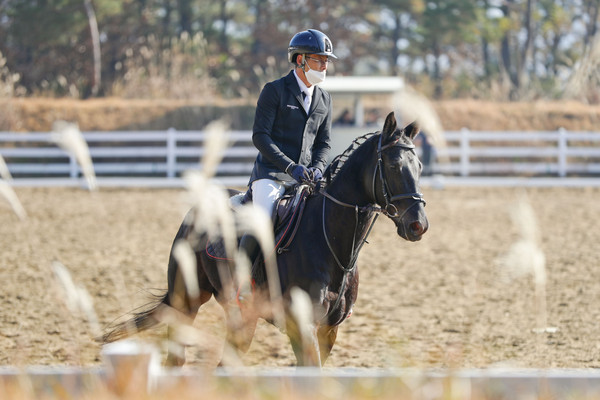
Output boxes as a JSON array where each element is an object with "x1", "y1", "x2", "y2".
[{"x1": 285, "y1": 70, "x2": 322, "y2": 115}]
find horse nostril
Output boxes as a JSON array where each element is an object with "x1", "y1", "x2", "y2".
[{"x1": 410, "y1": 221, "x2": 424, "y2": 236}]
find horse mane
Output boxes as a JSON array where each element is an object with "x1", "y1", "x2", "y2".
[{"x1": 324, "y1": 131, "x2": 379, "y2": 185}]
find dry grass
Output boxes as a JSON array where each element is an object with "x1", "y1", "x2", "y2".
[
  {"x1": 433, "y1": 99, "x2": 600, "y2": 131},
  {"x1": 0, "y1": 97, "x2": 253, "y2": 132},
  {"x1": 2, "y1": 97, "x2": 600, "y2": 132}
]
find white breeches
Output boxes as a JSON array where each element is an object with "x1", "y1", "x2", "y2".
[{"x1": 250, "y1": 179, "x2": 291, "y2": 218}]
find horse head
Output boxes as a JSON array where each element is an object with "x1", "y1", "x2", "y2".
[{"x1": 375, "y1": 112, "x2": 429, "y2": 241}]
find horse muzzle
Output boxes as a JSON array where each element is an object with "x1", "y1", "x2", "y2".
[
  {"x1": 401, "y1": 218, "x2": 428, "y2": 241},
  {"x1": 389, "y1": 202, "x2": 428, "y2": 242}
]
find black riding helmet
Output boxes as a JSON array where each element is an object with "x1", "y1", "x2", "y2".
[{"x1": 287, "y1": 29, "x2": 338, "y2": 64}]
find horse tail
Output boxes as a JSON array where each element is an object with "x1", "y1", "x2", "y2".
[{"x1": 98, "y1": 292, "x2": 168, "y2": 343}]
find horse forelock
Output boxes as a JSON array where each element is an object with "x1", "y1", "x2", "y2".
[{"x1": 400, "y1": 129, "x2": 416, "y2": 146}]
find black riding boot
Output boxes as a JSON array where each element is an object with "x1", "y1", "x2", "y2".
[
  {"x1": 238, "y1": 234, "x2": 260, "y2": 266},
  {"x1": 237, "y1": 234, "x2": 260, "y2": 301}
]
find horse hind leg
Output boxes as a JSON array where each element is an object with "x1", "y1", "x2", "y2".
[
  {"x1": 217, "y1": 298, "x2": 259, "y2": 366},
  {"x1": 164, "y1": 288, "x2": 213, "y2": 366},
  {"x1": 164, "y1": 250, "x2": 214, "y2": 366}
]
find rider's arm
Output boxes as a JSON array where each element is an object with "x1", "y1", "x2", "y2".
[
  {"x1": 253, "y1": 132, "x2": 294, "y2": 173},
  {"x1": 252, "y1": 81, "x2": 295, "y2": 173}
]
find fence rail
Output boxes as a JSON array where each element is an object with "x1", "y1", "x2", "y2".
[
  {"x1": 1, "y1": 128, "x2": 600, "y2": 187},
  {"x1": 0, "y1": 129, "x2": 257, "y2": 185},
  {"x1": 434, "y1": 128, "x2": 600, "y2": 178}
]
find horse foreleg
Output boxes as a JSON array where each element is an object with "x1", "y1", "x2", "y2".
[
  {"x1": 317, "y1": 325, "x2": 338, "y2": 365},
  {"x1": 287, "y1": 318, "x2": 322, "y2": 367}
]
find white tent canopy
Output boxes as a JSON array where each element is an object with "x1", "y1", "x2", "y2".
[{"x1": 320, "y1": 76, "x2": 405, "y2": 126}]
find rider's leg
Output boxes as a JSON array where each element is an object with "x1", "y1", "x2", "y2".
[
  {"x1": 250, "y1": 178, "x2": 287, "y2": 217},
  {"x1": 239, "y1": 178, "x2": 286, "y2": 264},
  {"x1": 237, "y1": 179, "x2": 286, "y2": 302}
]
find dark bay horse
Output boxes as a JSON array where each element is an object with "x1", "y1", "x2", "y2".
[{"x1": 101, "y1": 111, "x2": 428, "y2": 367}]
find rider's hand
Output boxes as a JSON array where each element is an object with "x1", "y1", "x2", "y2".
[
  {"x1": 309, "y1": 167, "x2": 323, "y2": 182},
  {"x1": 288, "y1": 164, "x2": 311, "y2": 183}
]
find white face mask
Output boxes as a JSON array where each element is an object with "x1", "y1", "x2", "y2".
[{"x1": 305, "y1": 65, "x2": 326, "y2": 85}]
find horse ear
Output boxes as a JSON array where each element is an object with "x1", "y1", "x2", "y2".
[
  {"x1": 404, "y1": 121, "x2": 420, "y2": 140},
  {"x1": 382, "y1": 112, "x2": 397, "y2": 141}
]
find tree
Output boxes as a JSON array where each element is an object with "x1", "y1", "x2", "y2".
[
  {"x1": 581, "y1": 0, "x2": 599, "y2": 48},
  {"x1": 370, "y1": 0, "x2": 425, "y2": 77},
  {"x1": 499, "y1": 0, "x2": 536, "y2": 99},
  {"x1": 416, "y1": 0, "x2": 478, "y2": 98},
  {"x1": 1, "y1": 0, "x2": 599, "y2": 100},
  {"x1": 0, "y1": 0, "x2": 123, "y2": 97},
  {"x1": 83, "y1": 0, "x2": 101, "y2": 96}
]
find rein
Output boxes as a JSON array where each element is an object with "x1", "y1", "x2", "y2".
[
  {"x1": 319, "y1": 133, "x2": 426, "y2": 322},
  {"x1": 320, "y1": 194, "x2": 379, "y2": 274},
  {"x1": 320, "y1": 194, "x2": 379, "y2": 323}
]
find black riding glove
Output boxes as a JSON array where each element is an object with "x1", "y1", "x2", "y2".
[
  {"x1": 309, "y1": 167, "x2": 323, "y2": 182},
  {"x1": 288, "y1": 164, "x2": 311, "y2": 183}
]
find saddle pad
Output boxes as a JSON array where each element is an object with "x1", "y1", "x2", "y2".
[{"x1": 206, "y1": 238, "x2": 228, "y2": 260}]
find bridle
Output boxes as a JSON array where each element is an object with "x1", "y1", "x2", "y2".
[
  {"x1": 321, "y1": 132, "x2": 426, "y2": 220},
  {"x1": 318, "y1": 133, "x2": 426, "y2": 322},
  {"x1": 373, "y1": 133, "x2": 426, "y2": 219}
]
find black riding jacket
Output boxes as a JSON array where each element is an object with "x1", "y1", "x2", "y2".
[{"x1": 248, "y1": 70, "x2": 332, "y2": 185}]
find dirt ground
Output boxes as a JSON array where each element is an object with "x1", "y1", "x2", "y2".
[{"x1": 1, "y1": 185, "x2": 599, "y2": 369}]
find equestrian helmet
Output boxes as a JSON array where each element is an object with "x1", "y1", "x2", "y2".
[{"x1": 288, "y1": 29, "x2": 338, "y2": 64}]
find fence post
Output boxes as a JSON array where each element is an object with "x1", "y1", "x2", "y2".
[
  {"x1": 166, "y1": 128, "x2": 176, "y2": 178},
  {"x1": 460, "y1": 128, "x2": 470, "y2": 177},
  {"x1": 69, "y1": 155, "x2": 78, "y2": 179},
  {"x1": 558, "y1": 127, "x2": 567, "y2": 178}
]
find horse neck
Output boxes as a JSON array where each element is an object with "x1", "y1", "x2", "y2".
[
  {"x1": 319, "y1": 140, "x2": 379, "y2": 267},
  {"x1": 326, "y1": 139, "x2": 377, "y2": 207},
  {"x1": 318, "y1": 186, "x2": 378, "y2": 273}
]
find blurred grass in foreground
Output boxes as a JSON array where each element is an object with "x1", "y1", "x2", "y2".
[{"x1": 2, "y1": 366, "x2": 600, "y2": 400}]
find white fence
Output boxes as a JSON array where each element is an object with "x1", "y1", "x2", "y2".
[
  {"x1": 436, "y1": 128, "x2": 600, "y2": 178},
  {"x1": 1, "y1": 128, "x2": 600, "y2": 187},
  {"x1": 0, "y1": 129, "x2": 257, "y2": 187}
]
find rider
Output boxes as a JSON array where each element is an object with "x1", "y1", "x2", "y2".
[{"x1": 238, "y1": 29, "x2": 337, "y2": 284}]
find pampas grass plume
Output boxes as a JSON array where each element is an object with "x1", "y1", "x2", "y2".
[
  {"x1": 0, "y1": 179, "x2": 27, "y2": 220},
  {"x1": 51, "y1": 121, "x2": 97, "y2": 190},
  {"x1": 51, "y1": 261, "x2": 101, "y2": 337}
]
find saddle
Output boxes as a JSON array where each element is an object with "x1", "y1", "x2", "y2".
[
  {"x1": 272, "y1": 184, "x2": 312, "y2": 253},
  {"x1": 205, "y1": 184, "x2": 312, "y2": 261}
]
